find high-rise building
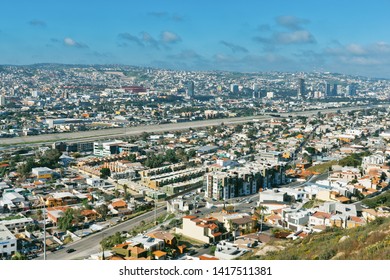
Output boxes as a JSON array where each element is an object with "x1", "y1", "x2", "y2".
[
  {"x1": 332, "y1": 83, "x2": 338, "y2": 96},
  {"x1": 346, "y1": 84, "x2": 357, "y2": 96},
  {"x1": 186, "y1": 81, "x2": 194, "y2": 97},
  {"x1": 230, "y1": 84, "x2": 239, "y2": 94},
  {"x1": 297, "y1": 78, "x2": 305, "y2": 99},
  {"x1": 325, "y1": 82, "x2": 331, "y2": 97},
  {"x1": 62, "y1": 91, "x2": 69, "y2": 99},
  {"x1": 252, "y1": 83, "x2": 260, "y2": 98},
  {"x1": 0, "y1": 95, "x2": 6, "y2": 106}
]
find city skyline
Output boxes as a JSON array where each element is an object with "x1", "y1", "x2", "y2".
[{"x1": 1, "y1": 0, "x2": 390, "y2": 78}]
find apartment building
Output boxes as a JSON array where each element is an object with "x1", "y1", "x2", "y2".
[{"x1": 176, "y1": 215, "x2": 223, "y2": 243}]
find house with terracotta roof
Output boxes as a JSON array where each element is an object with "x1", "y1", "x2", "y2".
[
  {"x1": 176, "y1": 215, "x2": 224, "y2": 243},
  {"x1": 198, "y1": 254, "x2": 219, "y2": 260},
  {"x1": 346, "y1": 216, "x2": 366, "y2": 228},
  {"x1": 112, "y1": 243, "x2": 148, "y2": 259},
  {"x1": 109, "y1": 199, "x2": 128, "y2": 210},
  {"x1": 108, "y1": 199, "x2": 131, "y2": 215},
  {"x1": 148, "y1": 230, "x2": 177, "y2": 247},
  {"x1": 80, "y1": 209, "x2": 98, "y2": 222},
  {"x1": 309, "y1": 211, "x2": 332, "y2": 227},
  {"x1": 152, "y1": 250, "x2": 167, "y2": 260}
]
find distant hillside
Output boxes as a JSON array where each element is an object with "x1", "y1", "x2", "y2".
[{"x1": 242, "y1": 217, "x2": 390, "y2": 260}]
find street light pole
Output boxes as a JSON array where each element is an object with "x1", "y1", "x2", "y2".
[
  {"x1": 154, "y1": 200, "x2": 157, "y2": 225},
  {"x1": 101, "y1": 232, "x2": 105, "y2": 260}
]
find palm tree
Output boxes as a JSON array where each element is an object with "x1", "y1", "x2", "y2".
[
  {"x1": 228, "y1": 220, "x2": 239, "y2": 241},
  {"x1": 254, "y1": 205, "x2": 268, "y2": 233},
  {"x1": 123, "y1": 184, "x2": 130, "y2": 201},
  {"x1": 36, "y1": 209, "x2": 43, "y2": 221},
  {"x1": 11, "y1": 252, "x2": 27, "y2": 260}
]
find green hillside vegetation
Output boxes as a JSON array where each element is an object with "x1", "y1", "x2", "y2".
[
  {"x1": 308, "y1": 152, "x2": 371, "y2": 174},
  {"x1": 362, "y1": 191, "x2": 390, "y2": 208},
  {"x1": 242, "y1": 217, "x2": 390, "y2": 260},
  {"x1": 307, "y1": 161, "x2": 337, "y2": 173}
]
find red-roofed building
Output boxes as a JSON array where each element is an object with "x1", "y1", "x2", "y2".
[
  {"x1": 346, "y1": 216, "x2": 366, "y2": 228},
  {"x1": 309, "y1": 211, "x2": 332, "y2": 227}
]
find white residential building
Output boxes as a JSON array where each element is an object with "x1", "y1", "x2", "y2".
[
  {"x1": 0, "y1": 224, "x2": 17, "y2": 259},
  {"x1": 126, "y1": 234, "x2": 164, "y2": 252},
  {"x1": 0, "y1": 217, "x2": 34, "y2": 233},
  {"x1": 214, "y1": 241, "x2": 249, "y2": 260},
  {"x1": 31, "y1": 167, "x2": 53, "y2": 179}
]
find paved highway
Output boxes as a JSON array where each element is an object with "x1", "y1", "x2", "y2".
[
  {"x1": 0, "y1": 105, "x2": 381, "y2": 147},
  {"x1": 38, "y1": 206, "x2": 166, "y2": 260}
]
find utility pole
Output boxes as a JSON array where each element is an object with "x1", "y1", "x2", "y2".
[{"x1": 43, "y1": 202, "x2": 46, "y2": 260}]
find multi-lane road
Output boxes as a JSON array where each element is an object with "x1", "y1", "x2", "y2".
[
  {"x1": 0, "y1": 105, "x2": 384, "y2": 147},
  {"x1": 38, "y1": 206, "x2": 166, "y2": 260}
]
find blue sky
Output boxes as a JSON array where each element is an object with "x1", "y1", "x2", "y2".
[{"x1": 0, "y1": 0, "x2": 390, "y2": 77}]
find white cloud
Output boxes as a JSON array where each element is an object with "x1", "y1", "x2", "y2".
[
  {"x1": 275, "y1": 30, "x2": 316, "y2": 44},
  {"x1": 346, "y1": 44, "x2": 366, "y2": 55},
  {"x1": 161, "y1": 31, "x2": 181, "y2": 43},
  {"x1": 63, "y1": 37, "x2": 88, "y2": 48}
]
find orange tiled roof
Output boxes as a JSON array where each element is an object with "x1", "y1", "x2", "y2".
[
  {"x1": 131, "y1": 246, "x2": 146, "y2": 254},
  {"x1": 350, "y1": 216, "x2": 364, "y2": 223},
  {"x1": 268, "y1": 214, "x2": 282, "y2": 221},
  {"x1": 183, "y1": 215, "x2": 197, "y2": 219},
  {"x1": 298, "y1": 232, "x2": 309, "y2": 238},
  {"x1": 111, "y1": 200, "x2": 127, "y2": 208},
  {"x1": 199, "y1": 255, "x2": 219, "y2": 260},
  {"x1": 335, "y1": 196, "x2": 350, "y2": 202},
  {"x1": 109, "y1": 255, "x2": 125, "y2": 260},
  {"x1": 312, "y1": 211, "x2": 332, "y2": 219},
  {"x1": 81, "y1": 209, "x2": 96, "y2": 216},
  {"x1": 113, "y1": 242, "x2": 131, "y2": 249},
  {"x1": 47, "y1": 206, "x2": 69, "y2": 212},
  {"x1": 208, "y1": 224, "x2": 218, "y2": 230},
  {"x1": 152, "y1": 250, "x2": 167, "y2": 257}
]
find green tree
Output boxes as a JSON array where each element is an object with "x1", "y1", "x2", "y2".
[
  {"x1": 141, "y1": 132, "x2": 150, "y2": 141},
  {"x1": 187, "y1": 149, "x2": 196, "y2": 158},
  {"x1": 100, "y1": 232, "x2": 127, "y2": 250},
  {"x1": 58, "y1": 208, "x2": 74, "y2": 231},
  {"x1": 100, "y1": 168, "x2": 111, "y2": 179},
  {"x1": 17, "y1": 158, "x2": 36, "y2": 177},
  {"x1": 11, "y1": 252, "x2": 27, "y2": 260},
  {"x1": 380, "y1": 172, "x2": 387, "y2": 182},
  {"x1": 96, "y1": 204, "x2": 109, "y2": 220},
  {"x1": 127, "y1": 153, "x2": 137, "y2": 162},
  {"x1": 246, "y1": 128, "x2": 256, "y2": 139},
  {"x1": 39, "y1": 149, "x2": 61, "y2": 168},
  {"x1": 305, "y1": 147, "x2": 316, "y2": 155},
  {"x1": 165, "y1": 149, "x2": 178, "y2": 163},
  {"x1": 234, "y1": 125, "x2": 243, "y2": 133},
  {"x1": 82, "y1": 199, "x2": 92, "y2": 210}
]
